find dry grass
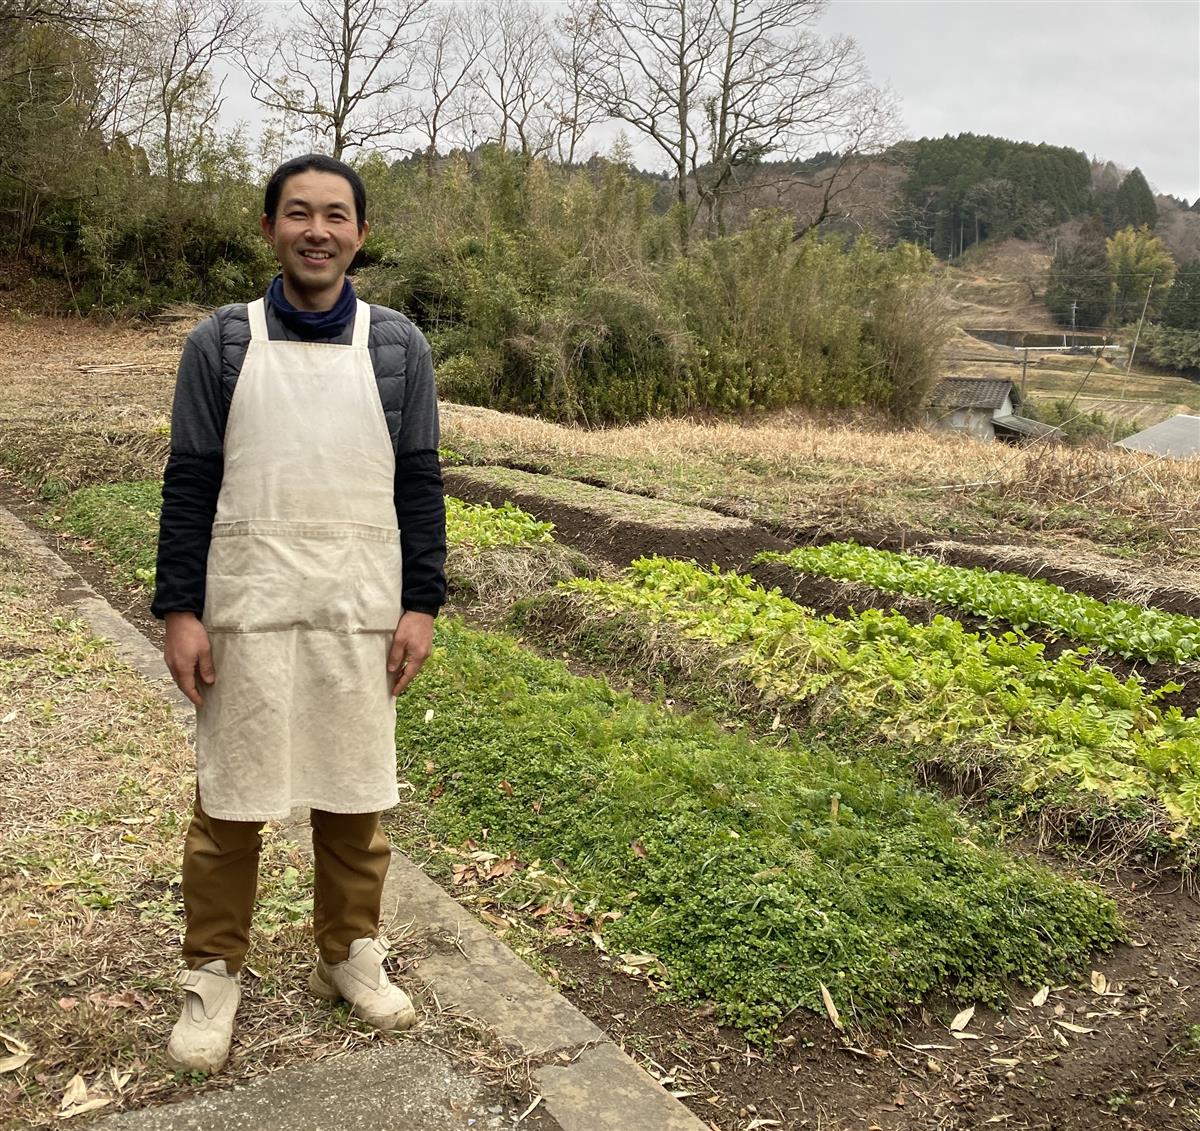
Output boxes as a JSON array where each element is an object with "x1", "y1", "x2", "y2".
[
  {"x1": 446, "y1": 540, "x2": 599, "y2": 616},
  {"x1": 442, "y1": 402, "x2": 1200, "y2": 565},
  {"x1": 450, "y1": 465, "x2": 751, "y2": 531},
  {"x1": 0, "y1": 524, "x2": 482, "y2": 1128},
  {"x1": 0, "y1": 317, "x2": 177, "y2": 494},
  {"x1": 4, "y1": 313, "x2": 1199, "y2": 574}
]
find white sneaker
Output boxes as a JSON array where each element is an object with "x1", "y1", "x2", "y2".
[
  {"x1": 166, "y1": 960, "x2": 240, "y2": 1074},
  {"x1": 309, "y1": 936, "x2": 417, "y2": 1031}
]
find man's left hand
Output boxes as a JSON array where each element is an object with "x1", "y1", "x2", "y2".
[{"x1": 388, "y1": 611, "x2": 435, "y2": 696}]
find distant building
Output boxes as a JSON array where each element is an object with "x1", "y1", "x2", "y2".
[
  {"x1": 1117, "y1": 414, "x2": 1200, "y2": 459},
  {"x1": 925, "y1": 377, "x2": 1063, "y2": 444}
]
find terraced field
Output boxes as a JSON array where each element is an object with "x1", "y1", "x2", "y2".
[{"x1": 3, "y1": 314, "x2": 1200, "y2": 1129}]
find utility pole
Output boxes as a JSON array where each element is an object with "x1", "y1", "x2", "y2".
[
  {"x1": 1125, "y1": 273, "x2": 1157, "y2": 374},
  {"x1": 1070, "y1": 300, "x2": 1077, "y2": 350},
  {"x1": 1020, "y1": 332, "x2": 1028, "y2": 401}
]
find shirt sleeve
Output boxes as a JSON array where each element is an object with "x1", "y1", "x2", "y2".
[
  {"x1": 151, "y1": 317, "x2": 226, "y2": 619},
  {"x1": 394, "y1": 328, "x2": 447, "y2": 616}
]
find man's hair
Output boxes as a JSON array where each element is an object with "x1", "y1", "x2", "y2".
[{"x1": 263, "y1": 154, "x2": 367, "y2": 230}]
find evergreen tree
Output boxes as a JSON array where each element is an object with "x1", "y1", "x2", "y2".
[
  {"x1": 1161, "y1": 261, "x2": 1200, "y2": 330},
  {"x1": 1115, "y1": 168, "x2": 1157, "y2": 229},
  {"x1": 1045, "y1": 214, "x2": 1111, "y2": 328}
]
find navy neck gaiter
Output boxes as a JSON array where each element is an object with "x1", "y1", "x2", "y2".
[{"x1": 266, "y1": 274, "x2": 358, "y2": 340}]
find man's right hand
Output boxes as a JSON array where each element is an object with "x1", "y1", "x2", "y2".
[{"x1": 164, "y1": 612, "x2": 216, "y2": 708}]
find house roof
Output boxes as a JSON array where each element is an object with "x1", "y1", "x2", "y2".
[
  {"x1": 1117, "y1": 414, "x2": 1200, "y2": 458},
  {"x1": 928, "y1": 377, "x2": 1017, "y2": 411},
  {"x1": 992, "y1": 414, "x2": 1063, "y2": 441}
]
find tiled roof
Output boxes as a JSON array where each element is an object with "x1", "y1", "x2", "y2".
[
  {"x1": 927, "y1": 377, "x2": 1015, "y2": 410},
  {"x1": 1117, "y1": 414, "x2": 1200, "y2": 458}
]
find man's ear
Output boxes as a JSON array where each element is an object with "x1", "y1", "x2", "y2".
[
  {"x1": 260, "y1": 214, "x2": 275, "y2": 241},
  {"x1": 356, "y1": 219, "x2": 369, "y2": 250}
]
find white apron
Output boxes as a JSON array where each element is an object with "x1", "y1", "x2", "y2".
[{"x1": 196, "y1": 298, "x2": 402, "y2": 821}]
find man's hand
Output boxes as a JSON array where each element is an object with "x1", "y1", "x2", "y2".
[
  {"x1": 164, "y1": 611, "x2": 216, "y2": 708},
  {"x1": 388, "y1": 611, "x2": 435, "y2": 696}
]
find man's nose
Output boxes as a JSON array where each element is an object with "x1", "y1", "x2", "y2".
[{"x1": 306, "y1": 217, "x2": 330, "y2": 240}]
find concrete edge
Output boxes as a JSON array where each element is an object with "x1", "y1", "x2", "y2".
[{"x1": 0, "y1": 504, "x2": 708, "y2": 1131}]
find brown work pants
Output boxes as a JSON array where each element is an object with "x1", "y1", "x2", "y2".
[{"x1": 181, "y1": 794, "x2": 391, "y2": 973}]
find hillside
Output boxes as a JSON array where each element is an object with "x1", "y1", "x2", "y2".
[{"x1": 940, "y1": 238, "x2": 1200, "y2": 429}]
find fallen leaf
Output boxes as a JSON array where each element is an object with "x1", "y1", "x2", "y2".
[
  {"x1": 60, "y1": 1075, "x2": 87, "y2": 1110},
  {"x1": 819, "y1": 982, "x2": 843, "y2": 1032},
  {"x1": 498, "y1": 780, "x2": 513, "y2": 797},
  {"x1": 60, "y1": 1098, "x2": 111, "y2": 1119},
  {"x1": 532, "y1": 902, "x2": 554, "y2": 918},
  {"x1": 620, "y1": 953, "x2": 660, "y2": 967},
  {"x1": 57, "y1": 997, "x2": 79, "y2": 1012},
  {"x1": 990, "y1": 1057, "x2": 1022, "y2": 1067},
  {"x1": 423, "y1": 709, "x2": 434, "y2": 723},
  {"x1": 950, "y1": 1005, "x2": 976, "y2": 1032},
  {"x1": 478, "y1": 910, "x2": 511, "y2": 931},
  {"x1": 951, "y1": 1032, "x2": 982, "y2": 1040},
  {"x1": 745, "y1": 1120, "x2": 782, "y2": 1130},
  {"x1": 0, "y1": 1052, "x2": 32, "y2": 1074},
  {"x1": 0, "y1": 1031, "x2": 30, "y2": 1054},
  {"x1": 1090, "y1": 970, "x2": 1108, "y2": 994},
  {"x1": 630, "y1": 839, "x2": 647, "y2": 859},
  {"x1": 1031, "y1": 985, "x2": 1049, "y2": 1007},
  {"x1": 0, "y1": 971, "x2": 14, "y2": 989},
  {"x1": 1053, "y1": 1020, "x2": 1097, "y2": 1035},
  {"x1": 1, "y1": 710, "x2": 16, "y2": 724}
]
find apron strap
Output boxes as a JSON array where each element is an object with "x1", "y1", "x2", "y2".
[
  {"x1": 351, "y1": 300, "x2": 371, "y2": 350},
  {"x1": 247, "y1": 298, "x2": 269, "y2": 342}
]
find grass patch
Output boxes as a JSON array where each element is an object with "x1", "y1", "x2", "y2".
[
  {"x1": 54, "y1": 480, "x2": 162, "y2": 588},
  {"x1": 391, "y1": 617, "x2": 1122, "y2": 1040}
]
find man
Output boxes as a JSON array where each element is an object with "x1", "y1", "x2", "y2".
[{"x1": 152, "y1": 153, "x2": 446, "y2": 1074}]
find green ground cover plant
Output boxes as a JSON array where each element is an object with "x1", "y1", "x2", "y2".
[
  {"x1": 56, "y1": 480, "x2": 162, "y2": 587},
  {"x1": 533, "y1": 558, "x2": 1200, "y2": 849},
  {"x1": 757, "y1": 543, "x2": 1200, "y2": 665},
  {"x1": 392, "y1": 617, "x2": 1121, "y2": 1039}
]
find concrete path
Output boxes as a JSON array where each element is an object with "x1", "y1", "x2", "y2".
[{"x1": 0, "y1": 506, "x2": 709, "y2": 1131}]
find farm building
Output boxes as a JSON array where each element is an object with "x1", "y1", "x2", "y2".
[
  {"x1": 925, "y1": 376, "x2": 1062, "y2": 444},
  {"x1": 1117, "y1": 413, "x2": 1200, "y2": 459}
]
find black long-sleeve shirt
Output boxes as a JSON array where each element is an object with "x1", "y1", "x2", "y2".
[{"x1": 152, "y1": 299, "x2": 447, "y2": 620}]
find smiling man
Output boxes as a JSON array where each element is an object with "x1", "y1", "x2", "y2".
[{"x1": 152, "y1": 154, "x2": 446, "y2": 1073}]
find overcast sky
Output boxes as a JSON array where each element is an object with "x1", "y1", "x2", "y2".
[
  {"x1": 223, "y1": 0, "x2": 1199, "y2": 199},
  {"x1": 818, "y1": 0, "x2": 1200, "y2": 200}
]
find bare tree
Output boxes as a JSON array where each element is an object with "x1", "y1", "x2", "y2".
[
  {"x1": 410, "y1": 4, "x2": 487, "y2": 173},
  {"x1": 696, "y1": 0, "x2": 894, "y2": 235},
  {"x1": 473, "y1": 0, "x2": 556, "y2": 157},
  {"x1": 548, "y1": 0, "x2": 608, "y2": 165},
  {"x1": 143, "y1": 0, "x2": 253, "y2": 190},
  {"x1": 246, "y1": 0, "x2": 430, "y2": 159},
  {"x1": 583, "y1": 0, "x2": 717, "y2": 251}
]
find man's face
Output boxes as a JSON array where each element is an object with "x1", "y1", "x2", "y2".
[{"x1": 260, "y1": 170, "x2": 368, "y2": 305}]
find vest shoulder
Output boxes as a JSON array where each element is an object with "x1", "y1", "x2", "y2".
[
  {"x1": 367, "y1": 304, "x2": 418, "y2": 344},
  {"x1": 213, "y1": 303, "x2": 251, "y2": 343}
]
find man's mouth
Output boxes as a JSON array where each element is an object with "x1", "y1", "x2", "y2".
[{"x1": 300, "y1": 250, "x2": 333, "y2": 261}]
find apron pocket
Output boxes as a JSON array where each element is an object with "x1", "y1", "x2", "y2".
[{"x1": 204, "y1": 521, "x2": 403, "y2": 633}]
